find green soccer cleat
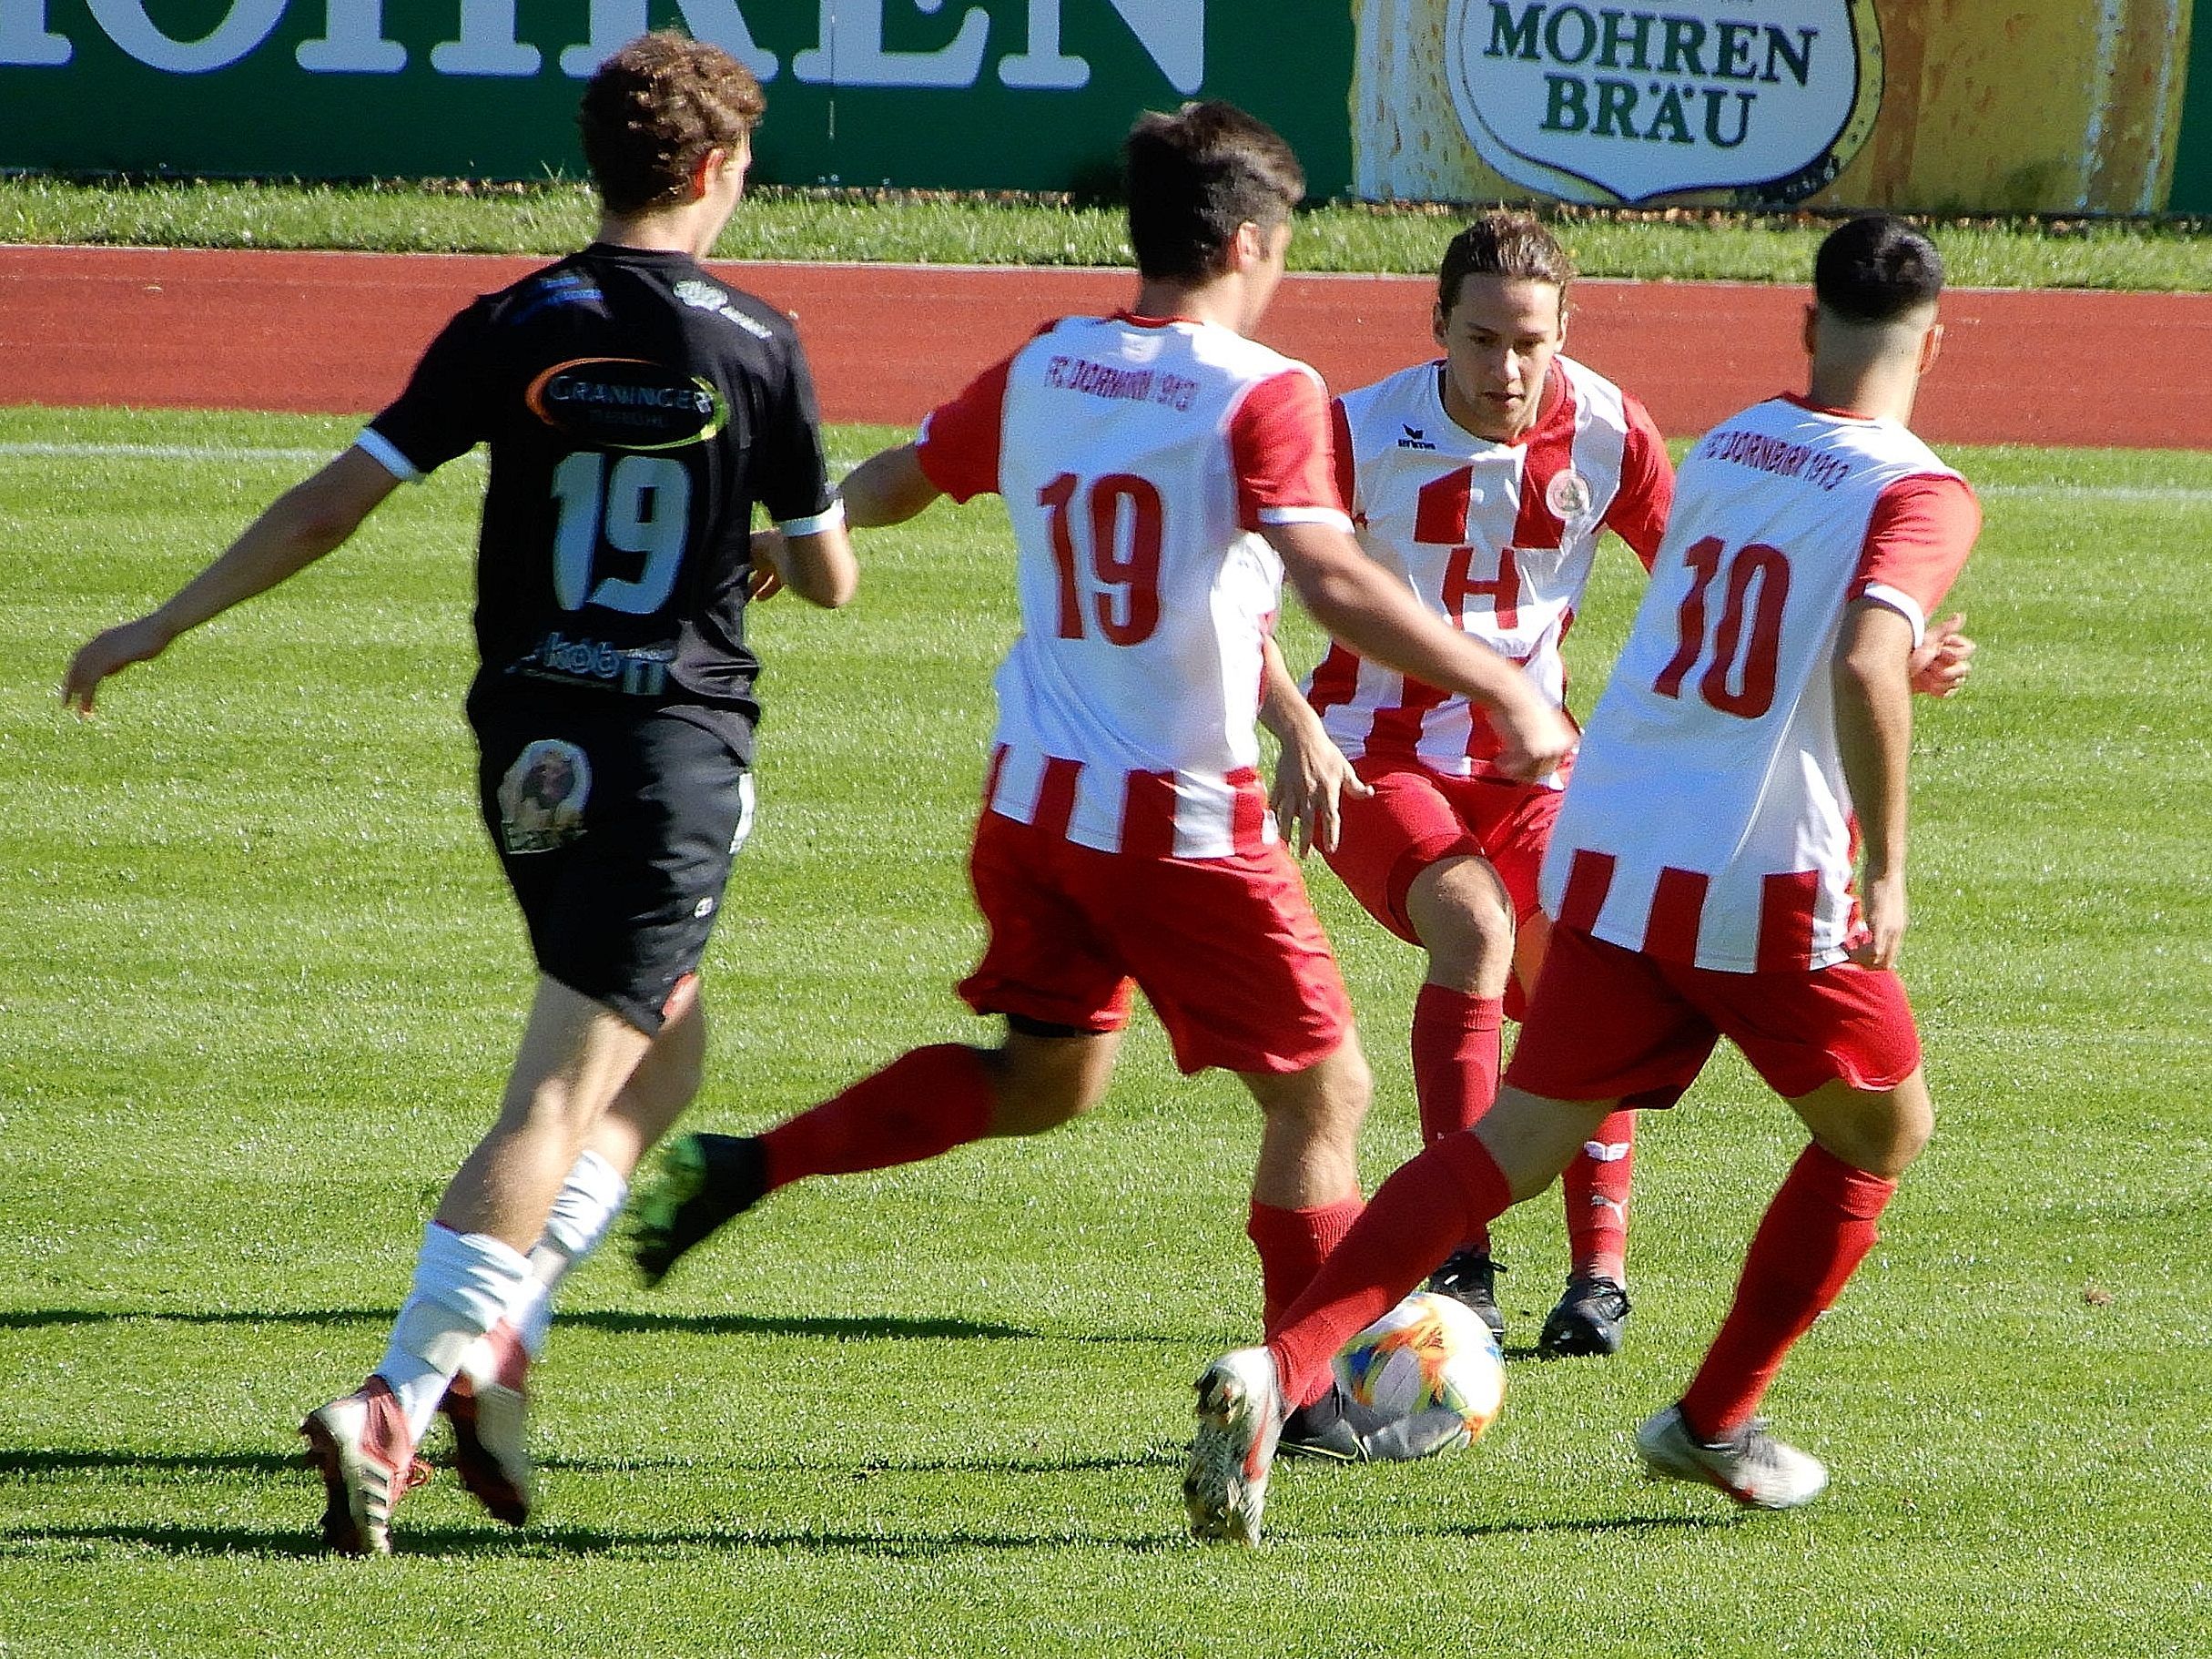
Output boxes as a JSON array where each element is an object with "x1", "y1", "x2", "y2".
[{"x1": 629, "y1": 1132, "x2": 768, "y2": 1288}]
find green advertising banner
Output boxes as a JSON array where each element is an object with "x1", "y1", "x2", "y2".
[
  {"x1": 0, "y1": 3, "x2": 1354, "y2": 196},
  {"x1": 1, "y1": 1, "x2": 2207, "y2": 213}
]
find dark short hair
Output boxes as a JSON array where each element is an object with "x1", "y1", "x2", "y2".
[
  {"x1": 579, "y1": 32, "x2": 765, "y2": 216},
  {"x1": 1436, "y1": 209, "x2": 1575, "y2": 316},
  {"x1": 1813, "y1": 214, "x2": 1945, "y2": 324},
  {"x1": 1122, "y1": 101, "x2": 1305, "y2": 283}
]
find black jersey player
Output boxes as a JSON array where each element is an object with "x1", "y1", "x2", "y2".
[{"x1": 62, "y1": 32, "x2": 857, "y2": 1556}]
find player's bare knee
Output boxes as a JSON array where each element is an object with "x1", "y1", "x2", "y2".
[
  {"x1": 1406, "y1": 857, "x2": 1517, "y2": 991},
  {"x1": 1244, "y1": 1040, "x2": 1372, "y2": 1143},
  {"x1": 1791, "y1": 1074, "x2": 1933, "y2": 1180}
]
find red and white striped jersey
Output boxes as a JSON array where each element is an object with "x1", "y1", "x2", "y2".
[
  {"x1": 1541, "y1": 395, "x2": 1981, "y2": 972},
  {"x1": 1306, "y1": 355, "x2": 1673, "y2": 785},
  {"x1": 916, "y1": 311, "x2": 1350, "y2": 859}
]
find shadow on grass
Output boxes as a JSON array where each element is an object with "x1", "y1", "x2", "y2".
[
  {"x1": 0, "y1": 1519, "x2": 1194, "y2": 1559},
  {"x1": 0, "y1": 1306, "x2": 1069, "y2": 1343},
  {"x1": 2, "y1": 1507, "x2": 1733, "y2": 1561},
  {"x1": 0, "y1": 1445, "x2": 1174, "y2": 1480}
]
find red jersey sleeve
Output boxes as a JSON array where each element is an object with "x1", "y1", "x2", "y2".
[
  {"x1": 1602, "y1": 392, "x2": 1674, "y2": 571},
  {"x1": 1851, "y1": 472, "x2": 1981, "y2": 642},
  {"x1": 1329, "y1": 395, "x2": 1358, "y2": 521},
  {"x1": 914, "y1": 353, "x2": 1013, "y2": 504},
  {"x1": 1229, "y1": 368, "x2": 1352, "y2": 533}
]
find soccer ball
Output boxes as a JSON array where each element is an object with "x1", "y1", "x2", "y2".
[{"x1": 1331, "y1": 1290, "x2": 1506, "y2": 1460}]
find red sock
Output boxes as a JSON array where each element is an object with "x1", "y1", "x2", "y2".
[
  {"x1": 1266, "y1": 1134, "x2": 1512, "y2": 1408},
  {"x1": 759, "y1": 1044, "x2": 996, "y2": 1192},
  {"x1": 1247, "y1": 1196, "x2": 1365, "y2": 1328},
  {"x1": 1679, "y1": 1143, "x2": 1897, "y2": 1440},
  {"x1": 1561, "y1": 1109, "x2": 1637, "y2": 1282},
  {"x1": 1410, "y1": 985, "x2": 1504, "y2": 1254}
]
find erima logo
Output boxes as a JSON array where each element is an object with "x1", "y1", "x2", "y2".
[
  {"x1": 1397, "y1": 422, "x2": 1438, "y2": 452},
  {"x1": 675, "y1": 279, "x2": 775, "y2": 341}
]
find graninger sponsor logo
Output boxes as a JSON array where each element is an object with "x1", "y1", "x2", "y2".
[{"x1": 1444, "y1": 0, "x2": 1881, "y2": 204}]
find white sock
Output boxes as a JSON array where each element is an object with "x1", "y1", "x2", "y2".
[
  {"x1": 511, "y1": 1149, "x2": 629, "y2": 1359},
  {"x1": 376, "y1": 1224, "x2": 533, "y2": 1443}
]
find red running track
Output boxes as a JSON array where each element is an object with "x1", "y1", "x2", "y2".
[{"x1": 4, "y1": 245, "x2": 2207, "y2": 449}]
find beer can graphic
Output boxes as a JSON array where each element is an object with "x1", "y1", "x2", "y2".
[{"x1": 1353, "y1": 0, "x2": 2194, "y2": 213}]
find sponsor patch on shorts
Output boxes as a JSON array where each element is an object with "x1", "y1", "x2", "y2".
[{"x1": 498, "y1": 738, "x2": 592, "y2": 853}]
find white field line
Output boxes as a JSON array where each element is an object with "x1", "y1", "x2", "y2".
[
  {"x1": 1, "y1": 443, "x2": 2206, "y2": 505},
  {"x1": 0, "y1": 441, "x2": 889, "y2": 469}
]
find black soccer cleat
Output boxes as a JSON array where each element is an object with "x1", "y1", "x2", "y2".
[
  {"x1": 1424, "y1": 1247, "x2": 1507, "y2": 1345},
  {"x1": 629, "y1": 1132, "x2": 768, "y2": 1288},
  {"x1": 1277, "y1": 1381, "x2": 1370, "y2": 1463},
  {"x1": 1278, "y1": 1377, "x2": 1472, "y2": 1466},
  {"x1": 1537, "y1": 1275, "x2": 1631, "y2": 1358}
]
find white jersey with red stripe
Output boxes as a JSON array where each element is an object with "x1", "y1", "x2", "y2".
[
  {"x1": 914, "y1": 311, "x2": 1350, "y2": 859},
  {"x1": 1540, "y1": 394, "x2": 1980, "y2": 973},
  {"x1": 1306, "y1": 355, "x2": 1673, "y2": 786}
]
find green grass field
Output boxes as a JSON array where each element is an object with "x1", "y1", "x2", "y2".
[{"x1": 5, "y1": 406, "x2": 2210, "y2": 1656}]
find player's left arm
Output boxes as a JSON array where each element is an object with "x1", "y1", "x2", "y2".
[
  {"x1": 1603, "y1": 393, "x2": 1675, "y2": 573},
  {"x1": 1257, "y1": 636, "x2": 1372, "y2": 855},
  {"x1": 1835, "y1": 470, "x2": 1983, "y2": 967},
  {"x1": 63, "y1": 446, "x2": 400, "y2": 715},
  {"x1": 748, "y1": 510, "x2": 857, "y2": 609},
  {"x1": 748, "y1": 340, "x2": 859, "y2": 607},
  {"x1": 1832, "y1": 601, "x2": 1918, "y2": 969}
]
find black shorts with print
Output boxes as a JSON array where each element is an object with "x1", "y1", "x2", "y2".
[{"x1": 473, "y1": 698, "x2": 753, "y2": 1033}]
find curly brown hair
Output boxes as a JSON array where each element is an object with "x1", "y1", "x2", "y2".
[{"x1": 578, "y1": 33, "x2": 765, "y2": 216}]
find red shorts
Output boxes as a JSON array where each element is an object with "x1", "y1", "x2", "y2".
[
  {"x1": 959, "y1": 808, "x2": 1354, "y2": 1075},
  {"x1": 1504, "y1": 924, "x2": 1923, "y2": 1109},
  {"x1": 1321, "y1": 761, "x2": 1561, "y2": 942}
]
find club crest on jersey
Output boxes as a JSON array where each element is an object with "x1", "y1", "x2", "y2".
[
  {"x1": 525, "y1": 357, "x2": 726, "y2": 451},
  {"x1": 497, "y1": 738, "x2": 591, "y2": 854},
  {"x1": 1546, "y1": 468, "x2": 1595, "y2": 521}
]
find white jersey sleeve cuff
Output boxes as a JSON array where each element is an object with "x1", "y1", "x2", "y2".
[
  {"x1": 1257, "y1": 505, "x2": 1355, "y2": 532},
  {"x1": 1856, "y1": 582, "x2": 1927, "y2": 647},
  {"x1": 353, "y1": 427, "x2": 422, "y2": 483},
  {"x1": 776, "y1": 497, "x2": 847, "y2": 537}
]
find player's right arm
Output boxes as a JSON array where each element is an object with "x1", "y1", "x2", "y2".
[
  {"x1": 1267, "y1": 519, "x2": 1577, "y2": 782},
  {"x1": 838, "y1": 443, "x2": 943, "y2": 529},
  {"x1": 62, "y1": 446, "x2": 400, "y2": 715},
  {"x1": 1258, "y1": 636, "x2": 1371, "y2": 854}
]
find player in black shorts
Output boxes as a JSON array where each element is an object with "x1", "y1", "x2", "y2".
[{"x1": 61, "y1": 33, "x2": 856, "y2": 1556}]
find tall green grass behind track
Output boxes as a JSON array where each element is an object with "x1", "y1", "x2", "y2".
[{"x1": 5, "y1": 176, "x2": 2210, "y2": 290}]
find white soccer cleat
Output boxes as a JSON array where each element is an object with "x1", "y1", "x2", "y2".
[
  {"x1": 1635, "y1": 1404, "x2": 1829, "y2": 1510},
  {"x1": 440, "y1": 1319, "x2": 534, "y2": 1527},
  {"x1": 1184, "y1": 1347, "x2": 1286, "y2": 1545},
  {"x1": 299, "y1": 1377, "x2": 431, "y2": 1556}
]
